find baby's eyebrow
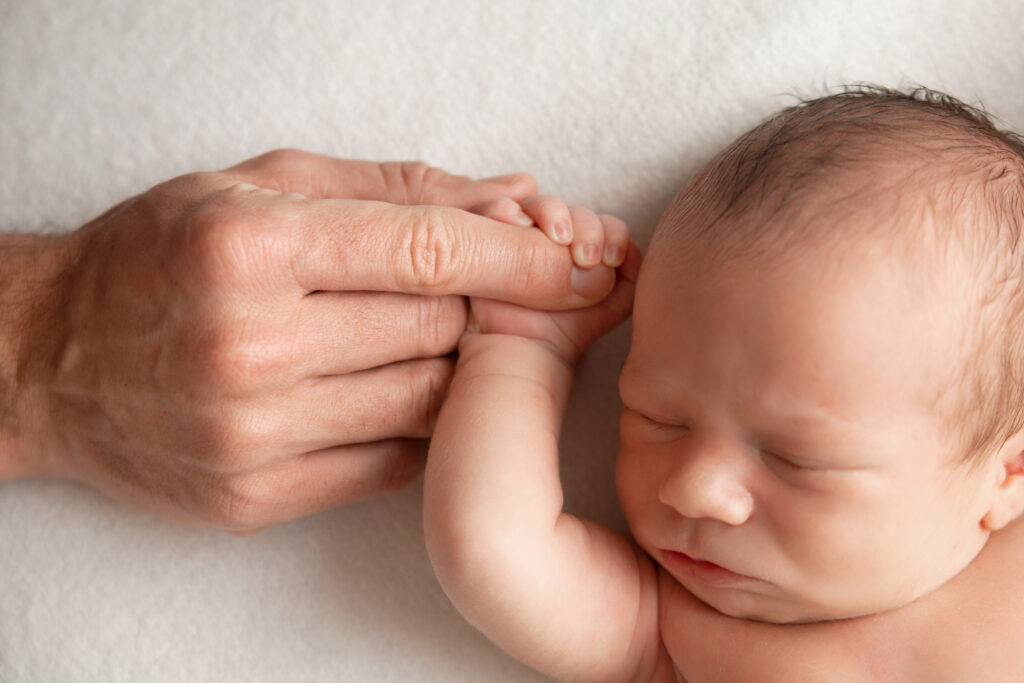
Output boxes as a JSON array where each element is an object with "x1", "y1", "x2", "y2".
[
  {"x1": 765, "y1": 407, "x2": 837, "y2": 430},
  {"x1": 751, "y1": 406, "x2": 878, "y2": 463},
  {"x1": 749, "y1": 397, "x2": 852, "y2": 438},
  {"x1": 622, "y1": 357, "x2": 853, "y2": 434}
]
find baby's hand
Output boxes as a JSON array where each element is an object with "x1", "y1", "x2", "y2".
[{"x1": 467, "y1": 195, "x2": 639, "y2": 363}]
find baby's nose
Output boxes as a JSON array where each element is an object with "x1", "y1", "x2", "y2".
[{"x1": 657, "y1": 439, "x2": 753, "y2": 526}]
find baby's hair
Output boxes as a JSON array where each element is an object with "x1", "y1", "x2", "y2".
[{"x1": 658, "y1": 85, "x2": 1024, "y2": 464}]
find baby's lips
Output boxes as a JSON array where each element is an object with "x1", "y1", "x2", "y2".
[{"x1": 571, "y1": 263, "x2": 615, "y2": 300}]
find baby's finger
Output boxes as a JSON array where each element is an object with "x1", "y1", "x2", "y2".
[
  {"x1": 599, "y1": 214, "x2": 630, "y2": 268},
  {"x1": 470, "y1": 197, "x2": 534, "y2": 227},
  {"x1": 520, "y1": 195, "x2": 573, "y2": 245},
  {"x1": 568, "y1": 205, "x2": 605, "y2": 268}
]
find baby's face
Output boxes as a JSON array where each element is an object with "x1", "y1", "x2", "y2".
[{"x1": 616, "y1": 227, "x2": 1004, "y2": 623}]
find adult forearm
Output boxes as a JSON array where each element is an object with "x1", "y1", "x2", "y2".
[{"x1": 0, "y1": 232, "x2": 75, "y2": 480}]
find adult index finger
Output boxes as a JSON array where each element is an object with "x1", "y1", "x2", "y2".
[
  {"x1": 227, "y1": 150, "x2": 537, "y2": 208},
  {"x1": 285, "y1": 196, "x2": 616, "y2": 309}
]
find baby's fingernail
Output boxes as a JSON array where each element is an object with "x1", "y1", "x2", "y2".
[
  {"x1": 516, "y1": 210, "x2": 534, "y2": 227},
  {"x1": 571, "y1": 265, "x2": 613, "y2": 298},
  {"x1": 553, "y1": 221, "x2": 572, "y2": 244},
  {"x1": 575, "y1": 244, "x2": 601, "y2": 267},
  {"x1": 604, "y1": 245, "x2": 623, "y2": 266}
]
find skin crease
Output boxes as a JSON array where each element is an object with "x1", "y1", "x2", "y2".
[{"x1": 425, "y1": 196, "x2": 1024, "y2": 683}]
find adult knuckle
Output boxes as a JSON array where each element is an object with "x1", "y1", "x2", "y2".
[
  {"x1": 397, "y1": 161, "x2": 430, "y2": 202},
  {"x1": 185, "y1": 194, "x2": 256, "y2": 281},
  {"x1": 205, "y1": 336, "x2": 283, "y2": 395},
  {"x1": 377, "y1": 161, "x2": 429, "y2": 203},
  {"x1": 385, "y1": 161, "x2": 458, "y2": 204},
  {"x1": 253, "y1": 148, "x2": 309, "y2": 173},
  {"x1": 196, "y1": 404, "x2": 240, "y2": 455},
  {"x1": 204, "y1": 477, "x2": 266, "y2": 529},
  {"x1": 399, "y1": 208, "x2": 459, "y2": 291},
  {"x1": 225, "y1": 402, "x2": 270, "y2": 447},
  {"x1": 128, "y1": 172, "x2": 218, "y2": 233},
  {"x1": 416, "y1": 295, "x2": 465, "y2": 356},
  {"x1": 419, "y1": 164, "x2": 460, "y2": 200},
  {"x1": 152, "y1": 170, "x2": 213, "y2": 199},
  {"x1": 199, "y1": 403, "x2": 277, "y2": 474}
]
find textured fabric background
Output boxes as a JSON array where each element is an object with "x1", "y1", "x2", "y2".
[{"x1": 1, "y1": 1, "x2": 1022, "y2": 681}]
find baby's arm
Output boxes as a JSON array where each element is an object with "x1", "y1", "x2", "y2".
[{"x1": 423, "y1": 201, "x2": 671, "y2": 682}]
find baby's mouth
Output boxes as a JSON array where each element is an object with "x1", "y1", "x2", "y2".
[{"x1": 659, "y1": 549, "x2": 755, "y2": 587}]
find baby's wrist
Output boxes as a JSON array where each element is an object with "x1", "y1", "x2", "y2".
[
  {"x1": 459, "y1": 330, "x2": 575, "y2": 369},
  {"x1": 456, "y1": 332, "x2": 576, "y2": 403}
]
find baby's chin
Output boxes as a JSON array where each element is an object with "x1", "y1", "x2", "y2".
[{"x1": 680, "y1": 577, "x2": 916, "y2": 625}]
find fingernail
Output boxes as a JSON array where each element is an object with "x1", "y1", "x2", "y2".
[
  {"x1": 571, "y1": 265, "x2": 613, "y2": 298},
  {"x1": 489, "y1": 172, "x2": 527, "y2": 186},
  {"x1": 582, "y1": 244, "x2": 600, "y2": 266},
  {"x1": 516, "y1": 210, "x2": 534, "y2": 227},
  {"x1": 604, "y1": 245, "x2": 623, "y2": 266},
  {"x1": 553, "y1": 221, "x2": 572, "y2": 244}
]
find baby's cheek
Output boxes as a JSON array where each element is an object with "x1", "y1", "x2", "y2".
[{"x1": 615, "y1": 440, "x2": 658, "y2": 527}]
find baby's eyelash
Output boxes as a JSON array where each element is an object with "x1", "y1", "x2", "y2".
[
  {"x1": 641, "y1": 414, "x2": 688, "y2": 431},
  {"x1": 763, "y1": 450, "x2": 830, "y2": 473},
  {"x1": 765, "y1": 451, "x2": 805, "y2": 470}
]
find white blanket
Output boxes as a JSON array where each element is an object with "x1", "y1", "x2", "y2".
[{"x1": 2, "y1": 1, "x2": 1021, "y2": 680}]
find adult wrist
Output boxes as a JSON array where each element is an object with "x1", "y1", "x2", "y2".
[{"x1": 0, "y1": 232, "x2": 77, "y2": 480}]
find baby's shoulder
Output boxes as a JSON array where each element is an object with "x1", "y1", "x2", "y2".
[{"x1": 892, "y1": 517, "x2": 1024, "y2": 680}]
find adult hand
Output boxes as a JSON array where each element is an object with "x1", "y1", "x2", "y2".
[{"x1": 0, "y1": 150, "x2": 616, "y2": 531}]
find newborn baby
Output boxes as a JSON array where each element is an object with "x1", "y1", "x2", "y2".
[{"x1": 424, "y1": 87, "x2": 1024, "y2": 682}]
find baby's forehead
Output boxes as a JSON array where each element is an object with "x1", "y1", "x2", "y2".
[
  {"x1": 633, "y1": 199, "x2": 985, "y2": 346},
  {"x1": 627, "y1": 216, "x2": 976, "y2": 401},
  {"x1": 643, "y1": 194, "x2": 893, "y2": 281}
]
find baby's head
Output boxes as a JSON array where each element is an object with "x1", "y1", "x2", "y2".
[{"x1": 616, "y1": 87, "x2": 1024, "y2": 623}]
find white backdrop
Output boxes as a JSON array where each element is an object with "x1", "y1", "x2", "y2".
[{"x1": 1, "y1": 1, "x2": 1022, "y2": 681}]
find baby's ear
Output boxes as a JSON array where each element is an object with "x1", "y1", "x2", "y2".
[{"x1": 981, "y1": 429, "x2": 1024, "y2": 532}]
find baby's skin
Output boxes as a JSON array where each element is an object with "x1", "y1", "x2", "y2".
[{"x1": 424, "y1": 196, "x2": 1024, "y2": 682}]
